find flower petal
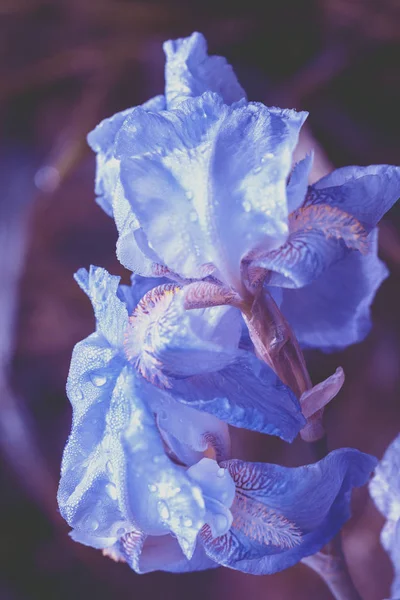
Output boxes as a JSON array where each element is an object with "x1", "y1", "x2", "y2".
[
  {"x1": 166, "y1": 351, "x2": 305, "y2": 441},
  {"x1": 287, "y1": 152, "x2": 313, "y2": 214},
  {"x1": 58, "y1": 334, "x2": 206, "y2": 559},
  {"x1": 200, "y1": 449, "x2": 377, "y2": 574},
  {"x1": 279, "y1": 228, "x2": 389, "y2": 350},
  {"x1": 257, "y1": 204, "x2": 369, "y2": 289},
  {"x1": 119, "y1": 532, "x2": 218, "y2": 574},
  {"x1": 117, "y1": 93, "x2": 307, "y2": 290},
  {"x1": 307, "y1": 164, "x2": 400, "y2": 231},
  {"x1": 369, "y1": 433, "x2": 400, "y2": 523},
  {"x1": 163, "y1": 32, "x2": 246, "y2": 109}
]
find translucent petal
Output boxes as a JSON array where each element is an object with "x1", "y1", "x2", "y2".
[
  {"x1": 58, "y1": 336, "x2": 206, "y2": 559},
  {"x1": 200, "y1": 449, "x2": 377, "y2": 574},
  {"x1": 279, "y1": 228, "x2": 389, "y2": 350},
  {"x1": 163, "y1": 31, "x2": 246, "y2": 109},
  {"x1": 307, "y1": 164, "x2": 400, "y2": 231},
  {"x1": 287, "y1": 152, "x2": 313, "y2": 213},
  {"x1": 257, "y1": 204, "x2": 369, "y2": 289},
  {"x1": 117, "y1": 93, "x2": 307, "y2": 290},
  {"x1": 165, "y1": 350, "x2": 305, "y2": 441}
]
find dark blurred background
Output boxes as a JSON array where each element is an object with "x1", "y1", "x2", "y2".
[{"x1": 0, "y1": 1, "x2": 399, "y2": 599}]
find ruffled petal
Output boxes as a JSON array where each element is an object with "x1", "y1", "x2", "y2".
[
  {"x1": 163, "y1": 31, "x2": 246, "y2": 109},
  {"x1": 278, "y1": 229, "x2": 389, "y2": 350},
  {"x1": 124, "y1": 283, "x2": 242, "y2": 385},
  {"x1": 58, "y1": 334, "x2": 206, "y2": 559},
  {"x1": 307, "y1": 164, "x2": 400, "y2": 231},
  {"x1": 200, "y1": 449, "x2": 377, "y2": 574},
  {"x1": 257, "y1": 204, "x2": 369, "y2": 289},
  {"x1": 287, "y1": 152, "x2": 313, "y2": 214},
  {"x1": 117, "y1": 93, "x2": 307, "y2": 290},
  {"x1": 75, "y1": 266, "x2": 128, "y2": 348}
]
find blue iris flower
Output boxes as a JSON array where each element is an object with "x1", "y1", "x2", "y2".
[
  {"x1": 370, "y1": 434, "x2": 400, "y2": 598},
  {"x1": 58, "y1": 266, "x2": 306, "y2": 559},
  {"x1": 88, "y1": 31, "x2": 399, "y2": 352}
]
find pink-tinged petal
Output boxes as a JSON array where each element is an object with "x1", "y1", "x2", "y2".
[
  {"x1": 299, "y1": 367, "x2": 345, "y2": 442},
  {"x1": 163, "y1": 32, "x2": 246, "y2": 109},
  {"x1": 255, "y1": 204, "x2": 369, "y2": 289},
  {"x1": 200, "y1": 450, "x2": 377, "y2": 574},
  {"x1": 307, "y1": 164, "x2": 400, "y2": 231}
]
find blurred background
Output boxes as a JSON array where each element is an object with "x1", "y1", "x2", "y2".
[{"x1": 0, "y1": 1, "x2": 399, "y2": 598}]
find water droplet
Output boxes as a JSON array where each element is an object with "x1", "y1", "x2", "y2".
[
  {"x1": 189, "y1": 210, "x2": 198, "y2": 222},
  {"x1": 242, "y1": 201, "x2": 251, "y2": 213},
  {"x1": 117, "y1": 527, "x2": 126, "y2": 536},
  {"x1": 214, "y1": 514, "x2": 228, "y2": 532},
  {"x1": 183, "y1": 517, "x2": 193, "y2": 527},
  {"x1": 186, "y1": 191, "x2": 194, "y2": 200},
  {"x1": 217, "y1": 468, "x2": 225, "y2": 478},
  {"x1": 75, "y1": 387, "x2": 84, "y2": 400},
  {"x1": 86, "y1": 516, "x2": 99, "y2": 531},
  {"x1": 106, "y1": 460, "x2": 114, "y2": 476},
  {"x1": 261, "y1": 152, "x2": 274, "y2": 163},
  {"x1": 158, "y1": 501, "x2": 170, "y2": 521},
  {"x1": 148, "y1": 483, "x2": 157, "y2": 493},
  {"x1": 106, "y1": 483, "x2": 118, "y2": 500},
  {"x1": 253, "y1": 166, "x2": 262, "y2": 174},
  {"x1": 90, "y1": 373, "x2": 107, "y2": 387}
]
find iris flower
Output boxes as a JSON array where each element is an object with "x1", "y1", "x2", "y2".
[
  {"x1": 87, "y1": 33, "x2": 399, "y2": 438},
  {"x1": 57, "y1": 269, "x2": 376, "y2": 574},
  {"x1": 369, "y1": 434, "x2": 400, "y2": 598}
]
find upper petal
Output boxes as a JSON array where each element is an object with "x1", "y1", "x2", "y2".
[
  {"x1": 307, "y1": 164, "x2": 400, "y2": 231},
  {"x1": 200, "y1": 449, "x2": 377, "y2": 574},
  {"x1": 278, "y1": 228, "x2": 389, "y2": 350},
  {"x1": 163, "y1": 32, "x2": 246, "y2": 109},
  {"x1": 117, "y1": 93, "x2": 307, "y2": 290}
]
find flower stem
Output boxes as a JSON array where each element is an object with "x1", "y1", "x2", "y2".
[{"x1": 245, "y1": 290, "x2": 362, "y2": 599}]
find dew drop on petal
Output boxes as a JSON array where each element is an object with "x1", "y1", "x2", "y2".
[
  {"x1": 253, "y1": 166, "x2": 262, "y2": 174},
  {"x1": 117, "y1": 527, "x2": 126, "y2": 536},
  {"x1": 148, "y1": 483, "x2": 157, "y2": 493},
  {"x1": 90, "y1": 373, "x2": 107, "y2": 387},
  {"x1": 106, "y1": 483, "x2": 118, "y2": 500},
  {"x1": 186, "y1": 191, "x2": 194, "y2": 200},
  {"x1": 217, "y1": 468, "x2": 225, "y2": 478},
  {"x1": 158, "y1": 501, "x2": 170, "y2": 521},
  {"x1": 242, "y1": 201, "x2": 251, "y2": 213},
  {"x1": 214, "y1": 514, "x2": 228, "y2": 533},
  {"x1": 75, "y1": 387, "x2": 84, "y2": 400},
  {"x1": 106, "y1": 460, "x2": 114, "y2": 476},
  {"x1": 184, "y1": 517, "x2": 193, "y2": 527}
]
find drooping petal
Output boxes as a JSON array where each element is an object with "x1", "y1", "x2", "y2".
[
  {"x1": 306, "y1": 164, "x2": 400, "y2": 231},
  {"x1": 163, "y1": 31, "x2": 246, "y2": 109},
  {"x1": 166, "y1": 351, "x2": 305, "y2": 441},
  {"x1": 200, "y1": 449, "x2": 377, "y2": 574},
  {"x1": 117, "y1": 93, "x2": 307, "y2": 290},
  {"x1": 287, "y1": 152, "x2": 313, "y2": 213},
  {"x1": 257, "y1": 204, "x2": 369, "y2": 289},
  {"x1": 58, "y1": 334, "x2": 206, "y2": 559},
  {"x1": 278, "y1": 228, "x2": 389, "y2": 350}
]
